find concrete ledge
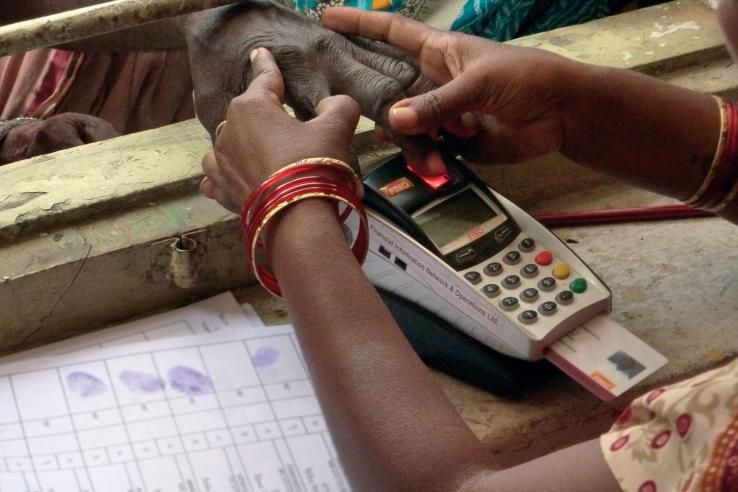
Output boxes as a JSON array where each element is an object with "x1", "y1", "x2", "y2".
[{"x1": 1, "y1": 0, "x2": 733, "y2": 244}]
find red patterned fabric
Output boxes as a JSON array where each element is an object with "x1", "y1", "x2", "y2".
[{"x1": 601, "y1": 358, "x2": 738, "y2": 491}]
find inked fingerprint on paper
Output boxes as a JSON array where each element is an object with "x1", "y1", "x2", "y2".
[
  {"x1": 118, "y1": 370, "x2": 166, "y2": 394},
  {"x1": 252, "y1": 346, "x2": 280, "y2": 368},
  {"x1": 66, "y1": 371, "x2": 107, "y2": 397},
  {"x1": 167, "y1": 365, "x2": 213, "y2": 395}
]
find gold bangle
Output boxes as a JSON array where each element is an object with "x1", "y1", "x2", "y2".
[
  {"x1": 246, "y1": 157, "x2": 361, "y2": 225},
  {"x1": 709, "y1": 182, "x2": 738, "y2": 212},
  {"x1": 250, "y1": 192, "x2": 356, "y2": 296},
  {"x1": 263, "y1": 157, "x2": 358, "y2": 185},
  {"x1": 684, "y1": 96, "x2": 728, "y2": 205}
]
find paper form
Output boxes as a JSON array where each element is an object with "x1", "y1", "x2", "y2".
[
  {"x1": 0, "y1": 326, "x2": 350, "y2": 492},
  {"x1": 0, "y1": 293, "x2": 254, "y2": 364}
]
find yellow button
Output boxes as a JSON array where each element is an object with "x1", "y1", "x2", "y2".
[{"x1": 552, "y1": 264, "x2": 571, "y2": 279}]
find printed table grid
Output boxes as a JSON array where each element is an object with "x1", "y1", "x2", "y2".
[
  {"x1": 81, "y1": 320, "x2": 196, "y2": 352},
  {"x1": 0, "y1": 333, "x2": 349, "y2": 492}
]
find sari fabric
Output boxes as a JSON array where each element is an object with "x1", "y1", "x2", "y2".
[
  {"x1": 601, "y1": 358, "x2": 738, "y2": 491},
  {"x1": 293, "y1": 0, "x2": 614, "y2": 41}
]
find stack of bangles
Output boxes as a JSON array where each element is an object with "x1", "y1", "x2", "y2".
[
  {"x1": 683, "y1": 96, "x2": 738, "y2": 211},
  {"x1": 240, "y1": 157, "x2": 369, "y2": 296}
]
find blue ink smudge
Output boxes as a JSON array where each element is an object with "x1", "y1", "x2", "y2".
[
  {"x1": 118, "y1": 371, "x2": 165, "y2": 394},
  {"x1": 167, "y1": 366, "x2": 213, "y2": 395},
  {"x1": 66, "y1": 372, "x2": 107, "y2": 398},
  {"x1": 251, "y1": 346, "x2": 280, "y2": 368}
]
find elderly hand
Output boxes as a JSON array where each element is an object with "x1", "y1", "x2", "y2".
[
  {"x1": 200, "y1": 48, "x2": 360, "y2": 214},
  {"x1": 322, "y1": 7, "x2": 592, "y2": 164},
  {"x1": 184, "y1": 0, "x2": 445, "y2": 174},
  {"x1": 0, "y1": 113, "x2": 119, "y2": 164}
]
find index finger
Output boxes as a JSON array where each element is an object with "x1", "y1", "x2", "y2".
[{"x1": 321, "y1": 7, "x2": 435, "y2": 59}]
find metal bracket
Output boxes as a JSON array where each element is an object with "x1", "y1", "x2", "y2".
[{"x1": 149, "y1": 229, "x2": 208, "y2": 289}]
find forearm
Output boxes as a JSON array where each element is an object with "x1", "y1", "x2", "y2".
[
  {"x1": 564, "y1": 64, "x2": 720, "y2": 200},
  {"x1": 267, "y1": 200, "x2": 496, "y2": 491}
]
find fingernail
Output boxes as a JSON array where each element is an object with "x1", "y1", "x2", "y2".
[
  {"x1": 250, "y1": 48, "x2": 260, "y2": 63},
  {"x1": 390, "y1": 106, "x2": 419, "y2": 130},
  {"x1": 426, "y1": 152, "x2": 447, "y2": 175},
  {"x1": 460, "y1": 112, "x2": 481, "y2": 135}
]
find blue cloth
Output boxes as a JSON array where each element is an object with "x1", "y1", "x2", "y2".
[
  {"x1": 451, "y1": 0, "x2": 611, "y2": 41},
  {"x1": 294, "y1": 0, "x2": 405, "y2": 20},
  {"x1": 294, "y1": 0, "x2": 614, "y2": 41}
]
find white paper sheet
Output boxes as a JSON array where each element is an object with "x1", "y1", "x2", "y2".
[
  {"x1": 0, "y1": 293, "x2": 251, "y2": 364},
  {"x1": 0, "y1": 327, "x2": 350, "y2": 492},
  {"x1": 0, "y1": 292, "x2": 350, "y2": 491}
]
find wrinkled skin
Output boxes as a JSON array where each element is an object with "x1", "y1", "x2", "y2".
[
  {"x1": 200, "y1": 48, "x2": 361, "y2": 213},
  {"x1": 183, "y1": 0, "x2": 439, "y2": 166},
  {"x1": 0, "y1": 113, "x2": 119, "y2": 164}
]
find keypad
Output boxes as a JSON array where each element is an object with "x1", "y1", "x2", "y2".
[
  {"x1": 459, "y1": 234, "x2": 601, "y2": 333},
  {"x1": 552, "y1": 264, "x2": 571, "y2": 280},
  {"x1": 538, "y1": 301, "x2": 558, "y2": 316},
  {"x1": 464, "y1": 271, "x2": 482, "y2": 284},
  {"x1": 521, "y1": 264, "x2": 538, "y2": 278},
  {"x1": 500, "y1": 297, "x2": 519, "y2": 311},
  {"x1": 519, "y1": 238, "x2": 536, "y2": 252},
  {"x1": 482, "y1": 284, "x2": 501, "y2": 298},
  {"x1": 570, "y1": 278, "x2": 588, "y2": 294},
  {"x1": 520, "y1": 288, "x2": 539, "y2": 303},
  {"x1": 556, "y1": 290, "x2": 574, "y2": 305},
  {"x1": 502, "y1": 275, "x2": 521, "y2": 289},
  {"x1": 455, "y1": 247, "x2": 475, "y2": 262},
  {"x1": 504, "y1": 251, "x2": 521, "y2": 265},
  {"x1": 535, "y1": 250, "x2": 553, "y2": 266},
  {"x1": 484, "y1": 262, "x2": 503, "y2": 276},
  {"x1": 518, "y1": 310, "x2": 538, "y2": 325},
  {"x1": 538, "y1": 277, "x2": 556, "y2": 292}
]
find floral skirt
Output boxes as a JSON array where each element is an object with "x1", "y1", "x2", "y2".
[{"x1": 601, "y1": 357, "x2": 738, "y2": 491}]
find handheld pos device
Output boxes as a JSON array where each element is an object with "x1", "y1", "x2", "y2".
[{"x1": 357, "y1": 153, "x2": 667, "y2": 401}]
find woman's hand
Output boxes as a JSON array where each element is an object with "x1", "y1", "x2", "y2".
[
  {"x1": 185, "y1": 1, "x2": 445, "y2": 174},
  {"x1": 322, "y1": 7, "x2": 593, "y2": 163},
  {"x1": 323, "y1": 7, "x2": 724, "y2": 209},
  {"x1": 200, "y1": 47, "x2": 361, "y2": 214}
]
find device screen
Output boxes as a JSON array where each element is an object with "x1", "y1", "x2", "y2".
[{"x1": 414, "y1": 188, "x2": 506, "y2": 253}]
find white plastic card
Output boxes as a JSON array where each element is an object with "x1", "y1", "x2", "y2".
[{"x1": 545, "y1": 314, "x2": 668, "y2": 401}]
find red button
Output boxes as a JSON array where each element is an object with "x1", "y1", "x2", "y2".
[
  {"x1": 535, "y1": 250, "x2": 553, "y2": 266},
  {"x1": 407, "y1": 164, "x2": 449, "y2": 190}
]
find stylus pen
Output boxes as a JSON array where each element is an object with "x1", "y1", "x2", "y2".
[{"x1": 533, "y1": 204, "x2": 714, "y2": 228}]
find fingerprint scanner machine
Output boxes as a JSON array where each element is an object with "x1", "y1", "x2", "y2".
[{"x1": 357, "y1": 153, "x2": 666, "y2": 400}]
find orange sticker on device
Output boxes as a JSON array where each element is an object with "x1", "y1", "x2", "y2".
[{"x1": 380, "y1": 177, "x2": 414, "y2": 197}]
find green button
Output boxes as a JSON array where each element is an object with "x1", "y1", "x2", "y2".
[{"x1": 570, "y1": 278, "x2": 588, "y2": 294}]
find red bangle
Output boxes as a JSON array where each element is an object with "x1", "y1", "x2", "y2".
[
  {"x1": 247, "y1": 179, "x2": 368, "y2": 296},
  {"x1": 245, "y1": 177, "x2": 356, "y2": 254},
  {"x1": 242, "y1": 162, "x2": 359, "y2": 226},
  {"x1": 241, "y1": 160, "x2": 361, "y2": 232},
  {"x1": 248, "y1": 185, "x2": 368, "y2": 296},
  {"x1": 240, "y1": 159, "x2": 368, "y2": 296}
]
